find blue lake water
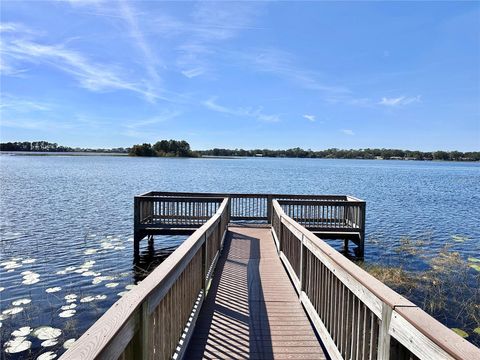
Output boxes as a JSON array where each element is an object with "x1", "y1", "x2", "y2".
[{"x1": 1, "y1": 155, "x2": 479, "y2": 358}]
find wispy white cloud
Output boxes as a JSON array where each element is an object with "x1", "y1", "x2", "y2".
[
  {"x1": 341, "y1": 129, "x2": 355, "y2": 136},
  {"x1": 379, "y1": 95, "x2": 421, "y2": 106},
  {"x1": 117, "y1": 0, "x2": 161, "y2": 90},
  {"x1": 0, "y1": 95, "x2": 52, "y2": 111},
  {"x1": 124, "y1": 111, "x2": 180, "y2": 129},
  {"x1": 1, "y1": 24, "x2": 162, "y2": 101},
  {"x1": 303, "y1": 114, "x2": 316, "y2": 122},
  {"x1": 181, "y1": 67, "x2": 206, "y2": 79},
  {"x1": 204, "y1": 97, "x2": 279, "y2": 123},
  {"x1": 242, "y1": 48, "x2": 350, "y2": 94}
]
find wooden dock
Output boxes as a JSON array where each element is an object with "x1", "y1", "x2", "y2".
[
  {"x1": 185, "y1": 226, "x2": 326, "y2": 359},
  {"x1": 61, "y1": 192, "x2": 480, "y2": 360}
]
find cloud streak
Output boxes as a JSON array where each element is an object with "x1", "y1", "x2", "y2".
[
  {"x1": 1, "y1": 24, "x2": 163, "y2": 101},
  {"x1": 341, "y1": 129, "x2": 355, "y2": 136},
  {"x1": 379, "y1": 95, "x2": 421, "y2": 106},
  {"x1": 303, "y1": 114, "x2": 316, "y2": 122},
  {"x1": 204, "y1": 97, "x2": 279, "y2": 123}
]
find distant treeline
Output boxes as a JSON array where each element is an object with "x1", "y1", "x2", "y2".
[
  {"x1": 129, "y1": 140, "x2": 195, "y2": 157},
  {"x1": 197, "y1": 147, "x2": 480, "y2": 161},
  {"x1": 1, "y1": 140, "x2": 479, "y2": 161},
  {"x1": 0, "y1": 141, "x2": 128, "y2": 153}
]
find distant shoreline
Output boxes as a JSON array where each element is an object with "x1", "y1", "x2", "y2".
[{"x1": 1, "y1": 151, "x2": 479, "y2": 162}]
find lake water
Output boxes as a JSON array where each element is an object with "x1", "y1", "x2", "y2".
[{"x1": 1, "y1": 155, "x2": 479, "y2": 358}]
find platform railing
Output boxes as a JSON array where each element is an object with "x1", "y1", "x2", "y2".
[
  {"x1": 141, "y1": 191, "x2": 355, "y2": 223},
  {"x1": 61, "y1": 198, "x2": 230, "y2": 360},
  {"x1": 271, "y1": 200, "x2": 479, "y2": 360}
]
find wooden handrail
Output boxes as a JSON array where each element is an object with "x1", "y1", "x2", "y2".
[
  {"x1": 61, "y1": 198, "x2": 230, "y2": 360},
  {"x1": 271, "y1": 200, "x2": 480, "y2": 360}
]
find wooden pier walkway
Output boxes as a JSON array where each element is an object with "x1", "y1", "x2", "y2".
[
  {"x1": 61, "y1": 192, "x2": 480, "y2": 360},
  {"x1": 185, "y1": 226, "x2": 326, "y2": 359}
]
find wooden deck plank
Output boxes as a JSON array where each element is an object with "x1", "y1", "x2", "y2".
[{"x1": 185, "y1": 226, "x2": 327, "y2": 360}]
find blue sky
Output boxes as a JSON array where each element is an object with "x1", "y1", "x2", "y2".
[{"x1": 1, "y1": 1, "x2": 479, "y2": 151}]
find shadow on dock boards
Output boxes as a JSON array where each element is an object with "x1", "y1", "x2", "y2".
[{"x1": 185, "y1": 227, "x2": 328, "y2": 360}]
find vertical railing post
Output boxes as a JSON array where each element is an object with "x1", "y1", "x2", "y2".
[
  {"x1": 299, "y1": 234, "x2": 305, "y2": 297},
  {"x1": 267, "y1": 195, "x2": 273, "y2": 223},
  {"x1": 202, "y1": 233, "x2": 208, "y2": 293},
  {"x1": 378, "y1": 303, "x2": 392, "y2": 360}
]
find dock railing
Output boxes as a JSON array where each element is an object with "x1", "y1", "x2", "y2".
[
  {"x1": 271, "y1": 199, "x2": 479, "y2": 360},
  {"x1": 61, "y1": 197, "x2": 230, "y2": 360}
]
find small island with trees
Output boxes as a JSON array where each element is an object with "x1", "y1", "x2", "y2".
[{"x1": 1, "y1": 140, "x2": 479, "y2": 161}]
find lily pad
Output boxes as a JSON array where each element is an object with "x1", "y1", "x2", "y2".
[
  {"x1": 451, "y1": 328, "x2": 469, "y2": 338},
  {"x1": 125, "y1": 284, "x2": 137, "y2": 290},
  {"x1": 11, "y1": 326, "x2": 32, "y2": 337},
  {"x1": 467, "y1": 257, "x2": 480, "y2": 263},
  {"x1": 2, "y1": 307, "x2": 24, "y2": 315},
  {"x1": 64, "y1": 294, "x2": 77, "y2": 302},
  {"x1": 33, "y1": 326, "x2": 62, "y2": 340},
  {"x1": 105, "y1": 282, "x2": 119, "y2": 288},
  {"x1": 46, "y1": 287, "x2": 62, "y2": 293},
  {"x1": 61, "y1": 303, "x2": 77, "y2": 310},
  {"x1": 22, "y1": 272, "x2": 40, "y2": 285},
  {"x1": 63, "y1": 338, "x2": 76, "y2": 349},
  {"x1": 37, "y1": 351, "x2": 57, "y2": 360},
  {"x1": 95, "y1": 294, "x2": 107, "y2": 300},
  {"x1": 452, "y1": 235, "x2": 469, "y2": 242},
  {"x1": 41, "y1": 339, "x2": 58, "y2": 347},
  {"x1": 80, "y1": 296, "x2": 95, "y2": 303},
  {"x1": 474, "y1": 327, "x2": 480, "y2": 335},
  {"x1": 4, "y1": 336, "x2": 32, "y2": 353},
  {"x1": 12, "y1": 298, "x2": 31, "y2": 306},
  {"x1": 117, "y1": 291, "x2": 128, "y2": 297},
  {"x1": 59, "y1": 309, "x2": 76, "y2": 318}
]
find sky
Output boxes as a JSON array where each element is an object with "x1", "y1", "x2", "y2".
[{"x1": 0, "y1": 1, "x2": 479, "y2": 151}]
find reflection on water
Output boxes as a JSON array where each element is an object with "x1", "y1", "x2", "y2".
[{"x1": 1, "y1": 155, "x2": 479, "y2": 357}]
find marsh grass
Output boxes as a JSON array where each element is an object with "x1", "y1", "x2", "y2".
[{"x1": 359, "y1": 237, "x2": 480, "y2": 345}]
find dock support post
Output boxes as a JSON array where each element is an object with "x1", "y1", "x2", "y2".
[{"x1": 267, "y1": 195, "x2": 273, "y2": 224}]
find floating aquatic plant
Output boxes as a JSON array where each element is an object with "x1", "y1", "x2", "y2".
[
  {"x1": 37, "y1": 351, "x2": 57, "y2": 360},
  {"x1": 105, "y1": 282, "x2": 119, "y2": 288},
  {"x1": 41, "y1": 339, "x2": 58, "y2": 347},
  {"x1": 80, "y1": 296, "x2": 95, "y2": 303},
  {"x1": 474, "y1": 327, "x2": 480, "y2": 335},
  {"x1": 117, "y1": 291, "x2": 128, "y2": 297},
  {"x1": 22, "y1": 271, "x2": 40, "y2": 285},
  {"x1": 467, "y1": 257, "x2": 480, "y2": 263},
  {"x1": 451, "y1": 328, "x2": 468, "y2": 338},
  {"x1": 46, "y1": 287, "x2": 61, "y2": 293},
  {"x1": 33, "y1": 326, "x2": 62, "y2": 340},
  {"x1": 64, "y1": 294, "x2": 77, "y2": 303},
  {"x1": 59, "y1": 309, "x2": 76, "y2": 318},
  {"x1": 2, "y1": 307, "x2": 24, "y2": 315},
  {"x1": 12, "y1": 298, "x2": 31, "y2": 306},
  {"x1": 2, "y1": 261, "x2": 22, "y2": 270},
  {"x1": 125, "y1": 284, "x2": 136, "y2": 290},
  {"x1": 4, "y1": 336, "x2": 32, "y2": 353},
  {"x1": 61, "y1": 304, "x2": 77, "y2": 310},
  {"x1": 95, "y1": 294, "x2": 107, "y2": 300},
  {"x1": 11, "y1": 326, "x2": 32, "y2": 337},
  {"x1": 63, "y1": 338, "x2": 76, "y2": 349}
]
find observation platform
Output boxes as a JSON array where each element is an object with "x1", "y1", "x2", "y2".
[{"x1": 60, "y1": 192, "x2": 480, "y2": 360}]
